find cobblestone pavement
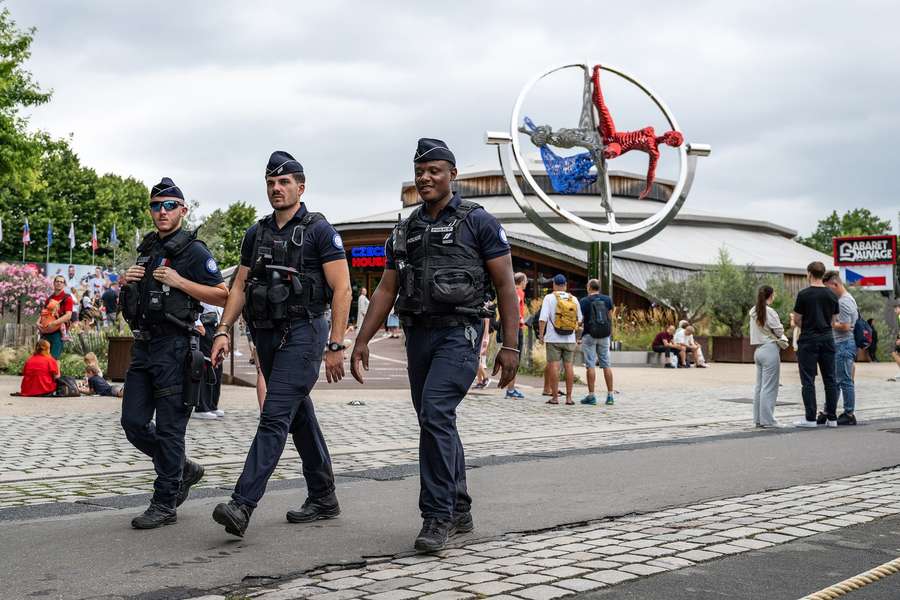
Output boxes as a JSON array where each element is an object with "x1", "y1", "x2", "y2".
[
  {"x1": 2, "y1": 369, "x2": 899, "y2": 508},
  {"x1": 180, "y1": 466, "x2": 900, "y2": 600}
]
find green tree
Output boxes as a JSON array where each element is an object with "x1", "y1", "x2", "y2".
[
  {"x1": 0, "y1": 5, "x2": 52, "y2": 260},
  {"x1": 646, "y1": 272, "x2": 707, "y2": 322},
  {"x1": 797, "y1": 209, "x2": 892, "y2": 256},
  {"x1": 198, "y1": 201, "x2": 257, "y2": 268}
]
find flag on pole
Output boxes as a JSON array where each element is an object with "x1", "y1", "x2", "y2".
[
  {"x1": 47, "y1": 222, "x2": 53, "y2": 247},
  {"x1": 110, "y1": 223, "x2": 119, "y2": 247},
  {"x1": 91, "y1": 224, "x2": 98, "y2": 251},
  {"x1": 22, "y1": 218, "x2": 31, "y2": 245},
  {"x1": 68, "y1": 222, "x2": 76, "y2": 249}
]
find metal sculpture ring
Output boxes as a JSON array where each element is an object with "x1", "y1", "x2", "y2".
[{"x1": 487, "y1": 62, "x2": 710, "y2": 251}]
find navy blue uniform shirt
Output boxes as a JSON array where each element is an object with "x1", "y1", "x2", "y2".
[
  {"x1": 580, "y1": 293, "x2": 613, "y2": 328},
  {"x1": 240, "y1": 203, "x2": 345, "y2": 269},
  {"x1": 384, "y1": 193, "x2": 510, "y2": 269},
  {"x1": 154, "y1": 231, "x2": 224, "y2": 288}
]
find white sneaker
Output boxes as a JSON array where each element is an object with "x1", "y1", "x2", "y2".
[
  {"x1": 761, "y1": 421, "x2": 790, "y2": 429},
  {"x1": 192, "y1": 411, "x2": 219, "y2": 420},
  {"x1": 233, "y1": 351, "x2": 243, "y2": 357},
  {"x1": 213, "y1": 409, "x2": 225, "y2": 417},
  {"x1": 826, "y1": 419, "x2": 838, "y2": 428},
  {"x1": 794, "y1": 420, "x2": 818, "y2": 428}
]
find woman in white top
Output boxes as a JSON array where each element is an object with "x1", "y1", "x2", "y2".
[{"x1": 749, "y1": 285, "x2": 788, "y2": 428}]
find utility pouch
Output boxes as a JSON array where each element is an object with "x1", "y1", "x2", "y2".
[
  {"x1": 183, "y1": 336, "x2": 205, "y2": 408},
  {"x1": 119, "y1": 283, "x2": 140, "y2": 324},
  {"x1": 250, "y1": 284, "x2": 269, "y2": 320},
  {"x1": 431, "y1": 268, "x2": 478, "y2": 305}
]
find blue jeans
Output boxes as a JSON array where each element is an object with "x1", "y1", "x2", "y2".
[
  {"x1": 835, "y1": 338, "x2": 856, "y2": 413},
  {"x1": 581, "y1": 335, "x2": 611, "y2": 369}
]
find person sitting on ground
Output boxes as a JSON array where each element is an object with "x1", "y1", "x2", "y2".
[
  {"x1": 86, "y1": 364, "x2": 121, "y2": 397},
  {"x1": 19, "y1": 340, "x2": 60, "y2": 397},
  {"x1": 652, "y1": 325, "x2": 686, "y2": 368},
  {"x1": 83, "y1": 352, "x2": 103, "y2": 378},
  {"x1": 683, "y1": 325, "x2": 708, "y2": 368}
]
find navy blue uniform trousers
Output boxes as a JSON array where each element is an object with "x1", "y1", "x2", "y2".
[
  {"x1": 405, "y1": 323, "x2": 481, "y2": 519},
  {"x1": 233, "y1": 317, "x2": 334, "y2": 508},
  {"x1": 121, "y1": 335, "x2": 192, "y2": 508}
]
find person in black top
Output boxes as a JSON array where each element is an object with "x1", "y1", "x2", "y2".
[
  {"x1": 791, "y1": 261, "x2": 840, "y2": 427},
  {"x1": 866, "y1": 318, "x2": 878, "y2": 362},
  {"x1": 101, "y1": 282, "x2": 119, "y2": 325},
  {"x1": 119, "y1": 177, "x2": 228, "y2": 529},
  {"x1": 351, "y1": 138, "x2": 519, "y2": 552},
  {"x1": 209, "y1": 151, "x2": 352, "y2": 538}
]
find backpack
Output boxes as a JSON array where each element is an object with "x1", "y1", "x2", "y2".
[
  {"x1": 55, "y1": 376, "x2": 81, "y2": 397},
  {"x1": 587, "y1": 296, "x2": 612, "y2": 339},
  {"x1": 853, "y1": 312, "x2": 873, "y2": 349},
  {"x1": 552, "y1": 292, "x2": 579, "y2": 336}
]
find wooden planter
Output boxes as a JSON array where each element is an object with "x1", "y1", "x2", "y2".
[
  {"x1": 711, "y1": 336, "x2": 754, "y2": 363},
  {"x1": 106, "y1": 336, "x2": 134, "y2": 382}
]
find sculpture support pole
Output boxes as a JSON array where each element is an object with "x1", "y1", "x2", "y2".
[{"x1": 588, "y1": 241, "x2": 613, "y2": 300}]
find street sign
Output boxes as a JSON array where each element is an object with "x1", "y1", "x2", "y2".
[{"x1": 833, "y1": 235, "x2": 896, "y2": 266}]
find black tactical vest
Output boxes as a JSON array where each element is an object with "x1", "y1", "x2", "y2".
[
  {"x1": 244, "y1": 211, "x2": 332, "y2": 329},
  {"x1": 393, "y1": 199, "x2": 490, "y2": 327},
  {"x1": 119, "y1": 228, "x2": 204, "y2": 334}
]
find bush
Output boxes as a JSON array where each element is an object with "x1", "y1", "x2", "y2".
[
  {"x1": 4, "y1": 346, "x2": 32, "y2": 375},
  {"x1": 58, "y1": 353, "x2": 88, "y2": 378},
  {"x1": 0, "y1": 346, "x2": 16, "y2": 371}
]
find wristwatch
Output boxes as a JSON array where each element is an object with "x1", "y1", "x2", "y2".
[{"x1": 326, "y1": 341, "x2": 345, "y2": 353}]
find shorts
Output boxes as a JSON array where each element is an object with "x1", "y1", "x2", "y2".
[
  {"x1": 546, "y1": 342, "x2": 576, "y2": 364},
  {"x1": 582, "y1": 335, "x2": 611, "y2": 369}
]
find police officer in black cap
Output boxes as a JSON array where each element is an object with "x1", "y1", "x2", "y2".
[
  {"x1": 119, "y1": 177, "x2": 228, "y2": 529},
  {"x1": 209, "y1": 151, "x2": 351, "y2": 537},
  {"x1": 351, "y1": 138, "x2": 520, "y2": 552}
]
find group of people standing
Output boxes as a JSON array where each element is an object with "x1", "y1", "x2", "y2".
[{"x1": 751, "y1": 261, "x2": 873, "y2": 429}]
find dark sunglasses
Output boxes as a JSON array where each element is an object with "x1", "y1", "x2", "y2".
[{"x1": 149, "y1": 200, "x2": 183, "y2": 212}]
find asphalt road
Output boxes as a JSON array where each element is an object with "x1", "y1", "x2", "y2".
[{"x1": 4, "y1": 420, "x2": 900, "y2": 600}]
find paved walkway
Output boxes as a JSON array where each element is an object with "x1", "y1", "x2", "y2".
[{"x1": 2, "y1": 363, "x2": 899, "y2": 509}]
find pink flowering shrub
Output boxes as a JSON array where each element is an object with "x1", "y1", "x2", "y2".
[{"x1": 0, "y1": 263, "x2": 50, "y2": 317}]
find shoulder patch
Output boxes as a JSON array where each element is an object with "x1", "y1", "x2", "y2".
[
  {"x1": 332, "y1": 233, "x2": 344, "y2": 250},
  {"x1": 499, "y1": 227, "x2": 509, "y2": 245},
  {"x1": 205, "y1": 257, "x2": 219, "y2": 274}
]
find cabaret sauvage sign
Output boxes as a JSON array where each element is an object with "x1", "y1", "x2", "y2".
[{"x1": 833, "y1": 235, "x2": 897, "y2": 266}]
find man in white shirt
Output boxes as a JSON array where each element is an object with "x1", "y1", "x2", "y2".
[
  {"x1": 538, "y1": 274, "x2": 583, "y2": 405},
  {"x1": 356, "y1": 287, "x2": 369, "y2": 327}
]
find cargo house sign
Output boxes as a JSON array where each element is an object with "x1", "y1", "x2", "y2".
[
  {"x1": 350, "y1": 245, "x2": 386, "y2": 268},
  {"x1": 833, "y1": 235, "x2": 897, "y2": 266}
]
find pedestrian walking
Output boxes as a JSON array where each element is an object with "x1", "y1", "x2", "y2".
[
  {"x1": 356, "y1": 287, "x2": 369, "y2": 327},
  {"x1": 791, "y1": 261, "x2": 840, "y2": 428},
  {"x1": 823, "y1": 270, "x2": 858, "y2": 425},
  {"x1": 210, "y1": 151, "x2": 351, "y2": 538},
  {"x1": 118, "y1": 177, "x2": 228, "y2": 529},
  {"x1": 579, "y1": 278, "x2": 615, "y2": 406},
  {"x1": 351, "y1": 138, "x2": 519, "y2": 552},
  {"x1": 501, "y1": 272, "x2": 528, "y2": 399},
  {"x1": 749, "y1": 285, "x2": 788, "y2": 428}
]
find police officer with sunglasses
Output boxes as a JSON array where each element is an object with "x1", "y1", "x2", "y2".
[{"x1": 119, "y1": 177, "x2": 228, "y2": 529}]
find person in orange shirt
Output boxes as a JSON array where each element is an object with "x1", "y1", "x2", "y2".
[
  {"x1": 504, "y1": 272, "x2": 528, "y2": 398},
  {"x1": 20, "y1": 340, "x2": 60, "y2": 397}
]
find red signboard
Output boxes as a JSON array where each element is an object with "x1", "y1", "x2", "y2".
[{"x1": 833, "y1": 235, "x2": 896, "y2": 266}]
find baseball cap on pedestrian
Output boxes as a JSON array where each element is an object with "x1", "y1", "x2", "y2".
[
  {"x1": 150, "y1": 177, "x2": 184, "y2": 201},
  {"x1": 266, "y1": 150, "x2": 303, "y2": 177},
  {"x1": 553, "y1": 274, "x2": 567, "y2": 285},
  {"x1": 414, "y1": 138, "x2": 456, "y2": 166}
]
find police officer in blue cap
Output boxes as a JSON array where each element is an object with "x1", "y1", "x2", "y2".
[
  {"x1": 351, "y1": 138, "x2": 520, "y2": 552},
  {"x1": 119, "y1": 177, "x2": 228, "y2": 529},
  {"x1": 209, "y1": 151, "x2": 351, "y2": 537}
]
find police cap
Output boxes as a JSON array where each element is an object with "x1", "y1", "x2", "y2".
[
  {"x1": 266, "y1": 151, "x2": 304, "y2": 177},
  {"x1": 414, "y1": 138, "x2": 455, "y2": 166},
  {"x1": 150, "y1": 177, "x2": 184, "y2": 200}
]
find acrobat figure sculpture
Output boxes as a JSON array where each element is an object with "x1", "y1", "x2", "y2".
[{"x1": 592, "y1": 65, "x2": 684, "y2": 199}]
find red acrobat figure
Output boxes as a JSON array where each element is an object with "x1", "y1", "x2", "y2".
[{"x1": 592, "y1": 65, "x2": 684, "y2": 199}]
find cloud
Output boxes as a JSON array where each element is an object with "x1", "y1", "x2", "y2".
[{"x1": 8, "y1": 0, "x2": 900, "y2": 233}]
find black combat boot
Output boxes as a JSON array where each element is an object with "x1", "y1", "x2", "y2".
[
  {"x1": 414, "y1": 517, "x2": 453, "y2": 553},
  {"x1": 212, "y1": 500, "x2": 252, "y2": 537},
  {"x1": 286, "y1": 493, "x2": 341, "y2": 523},
  {"x1": 453, "y1": 511, "x2": 474, "y2": 535},
  {"x1": 175, "y1": 459, "x2": 205, "y2": 507},
  {"x1": 131, "y1": 502, "x2": 176, "y2": 529}
]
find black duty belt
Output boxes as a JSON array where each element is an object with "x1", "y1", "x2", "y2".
[
  {"x1": 400, "y1": 314, "x2": 479, "y2": 328},
  {"x1": 133, "y1": 323, "x2": 190, "y2": 340}
]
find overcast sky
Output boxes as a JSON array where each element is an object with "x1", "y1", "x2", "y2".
[{"x1": 8, "y1": 0, "x2": 900, "y2": 235}]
